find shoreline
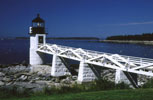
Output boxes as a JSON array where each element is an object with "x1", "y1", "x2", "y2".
[{"x1": 99, "y1": 40, "x2": 153, "y2": 45}]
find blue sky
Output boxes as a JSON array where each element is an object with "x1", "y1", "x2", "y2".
[{"x1": 0, "y1": 0, "x2": 153, "y2": 38}]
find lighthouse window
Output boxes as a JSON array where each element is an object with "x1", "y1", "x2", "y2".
[
  {"x1": 37, "y1": 23, "x2": 40, "y2": 27},
  {"x1": 39, "y1": 36, "x2": 44, "y2": 43},
  {"x1": 32, "y1": 23, "x2": 37, "y2": 27}
]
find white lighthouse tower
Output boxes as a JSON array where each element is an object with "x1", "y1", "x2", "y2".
[{"x1": 29, "y1": 14, "x2": 47, "y2": 65}]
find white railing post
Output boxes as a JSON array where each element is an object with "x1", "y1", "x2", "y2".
[{"x1": 140, "y1": 58, "x2": 143, "y2": 68}]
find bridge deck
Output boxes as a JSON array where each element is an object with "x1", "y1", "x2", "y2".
[{"x1": 37, "y1": 43, "x2": 153, "y2": 77}]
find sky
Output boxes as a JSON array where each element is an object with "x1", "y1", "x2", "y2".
[{"x1": 0, "y1": 0, "x2": 153, "y2": 38}]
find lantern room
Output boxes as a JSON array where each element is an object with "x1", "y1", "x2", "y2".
[{"x1": 29, "y1": 14, "x2": 47, "y2": 35}]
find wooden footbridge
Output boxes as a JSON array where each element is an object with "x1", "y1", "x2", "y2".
[{"x1": 29, "y1": 14, "x2": 153, "y2": 88}]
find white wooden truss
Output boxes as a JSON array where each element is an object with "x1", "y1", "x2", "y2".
[{"x1": 37, "y1": 43, "x2": 153, "y2": 77}]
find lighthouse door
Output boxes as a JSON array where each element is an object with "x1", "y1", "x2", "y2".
[{"x1": 38, "y1": 36, "x2": 44, "y2": 44}]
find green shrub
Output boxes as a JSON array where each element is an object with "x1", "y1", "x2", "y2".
[
  {"x1": 142, "y1": 79, "x2": 153, "y2": 88},
  {"x1": 43, "y1": 86, "x2": 58, "y2": 95},
  {"x1": 0, "y1": 86, "x2": 32, "y2": 99},
  {"x1": 115, "y1": 82, "x2": 130, "y2": 89},
  {"x1": 0, "y1": 78, "x2": 131, "y2": 98},
  {"x1": 92, "y1": 79, "x2": 115, "y2": 90}
]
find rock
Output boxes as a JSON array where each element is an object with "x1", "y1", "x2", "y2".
[
  {"x1": 19, "y1": 75, "x2": 28, "y2": 81},
  {"x1": 61, "y1": 79, "x2": 70, "y2": 84},
  {"x1": 54, "y1": 83, "x2": 60, "y2": 87},
  {"x1": 5, "y1": 82, "x2": 13, "y2": 86},
  {"x1": 72, "y1": 76, "x2": 78, "y2": 80},
  {"x1": 2, "y1": 68, "x2": 9, "y2": 73},
  {"x1": 14, "y1": 72, "x2": 31, "y2": 78},
  {"x1": 35, "y1": 77, "x2": 40, "y2": 80},
  {"x1": 66, "y1": 77, "x2": 71, "y2": 80},
  {"x1": 0, "y1": 81, "x2": 4, "y2": 86},
  {"x1": 31, "y1": 65, "x2": 51, "y2": 75},
  {"x1": 29, "y1": 80, "x2": 35, "y2": 83},
  {"x1": 27, "y1": 76, "x2": 32, "y2": 80},
  {"x1": 51, "y1": 78, "x2": 56, "y2": 82},
  {"x1": 35, "y1": 80, "x2": 47, "y2": 85},
  {"x1": 23, "y1": 84, "x2": 36, "y2": 89},
  {"x1": 0, "y1": 77, "x2": 3, "y2": 81},
  {"x1": 61, "y1": 79, "x2": 66, "y2": 83},
  {"x1": 3, "y1": 77, "x2": 11, "y2": 82},
  {"x1": 0, "y1": 72, "x2": 5, "y2": 77},
  {"x1": 44, "y1": 74, "x2": 52, "y2": 80},
  {"x1": 55, "y1": 78, "x2": 60, "y2": 83},
  {"x1": 3, "y1": 65, "x2": 30, "y2": 75},
  {"x1": 32, "y1": 87, "x2": 44, "y2": 92},
  {"x1": 71, "y1": 81, "x2": 76, "y2": 84},
  {"x1": 61, "y1": 77, "x2": 72, "y2": 84},
  {"x1": 14, "y1": 82, "x2": 37, "y2": 89}
]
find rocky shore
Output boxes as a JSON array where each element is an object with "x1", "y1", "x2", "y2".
[
  {"x1": 0, "y1": 64, "x2": 151, "y2": 93},
  {"x1": 100, "y1": 40, "x2": 153, "y2": 45},
  {"x1": 0, "y1": 65, "x2": 78, "y2": 93}
]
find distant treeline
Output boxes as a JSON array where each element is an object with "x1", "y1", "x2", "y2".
[
  {"x1": 15, "y1": 37, "x2": 100, "y2": 40},
  {"x1": 47, "y1": 37, "x2": 100, "y2": 40},
  {"x1": 106, "y1": 33, "x2": 153, "y2": 41},
  {"x1": 16, "y1": 37, "x2": 29, "y2": 39}
]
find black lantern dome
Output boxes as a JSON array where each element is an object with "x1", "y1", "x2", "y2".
[
  {"x1": 32, "y1": 14, "x2": 45, "y2": 23},
  {"x1": 30, "y1": 14, "x2": 47, "y2": 35}
]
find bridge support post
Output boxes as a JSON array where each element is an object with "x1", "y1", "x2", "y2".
[
  {"x1": 51, "y1": 54, "x2": 71, "y2": 76},
  {"x1": 115, "y1": 69, "x2": 138, "y2": 88},
  {"x1": 115, "y1": 70, "x2": 129, "y2": 84},
  {"x1": 77, "y1": 61, "x2": 98, "y2": 83}
]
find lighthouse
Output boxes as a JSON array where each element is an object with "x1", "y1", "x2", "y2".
[{"x1": 29, "y1": 14, "x2": 47, "y2": 65}]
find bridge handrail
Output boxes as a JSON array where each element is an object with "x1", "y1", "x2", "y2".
[{"x1": 44, "y1": 43, "x2": 153, "y2": 64}]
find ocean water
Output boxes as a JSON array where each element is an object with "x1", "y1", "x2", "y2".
[{"x1": 1, "y1": 39, "x2": 153, "y2": 64}]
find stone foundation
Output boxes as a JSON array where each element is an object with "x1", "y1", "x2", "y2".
[
  {"x1": 115, "y1": 69, "x2": 138, "y2": 88},
  {"x1": 51, "y1": 55, "x2": 71, "y2": 76},
  {"x1": 77, "y1": 62, "x2": 98, "y2": 83}
]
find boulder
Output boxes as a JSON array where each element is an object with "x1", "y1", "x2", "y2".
[
  {"x1": 30, "y1": 65, "x2": 51, "y2": 75},
  {"x1": 61, "y1": 79, "x2": 71, "y2": 84},
  {"x1": 35, "y1": 80, "x2": 47, "y2": 85},
  {"x1": 8, "y1": 65, "x2": 30, "y2": 74},
  {"x1": 2, "y1": 68, "x2": 9, "y2": 73},
  {"x1": 44, "y1": 74, "x2": 52, "y2": 80},
  {"x1": 14, "y1": 82, "x2": 37, "y2": 89},
  {"x1": 72, "y1": 76, "x2": 78, "y2": 80},
  {"x1": 54, "y1": 83, "x2": 61, "y2": 87},
  {"x1": 3, "y1": 77, "x2": 12, "y2": 82},
  {"x1": 60, "y1": 77, "x2": 72, "y2": 84},
  {"x1": 32, "y1": 87, "x2": 44, "y2": 92},
  {"x1": 35, "y1": 80, "x2": 51, "y2": 86},
  {"x1": 5, "y1": 82, "x2": 13, "y2": 86},
  {"x1": 55, "y1": 78, "x2": 60, "y2": 83},
  {"x1": 51, "y1": 78, "x2": 56, "y2": 82},
  {"x1": 0, "y1": 81, "x2": 4, "y2": 86},
  {"x1": 19, "y1": 75, "x2": 28, "y2": 81},
  {"x1": 29, "y1": 80, "x2": 35, "y2": 83},
  {"x1": 0, "y1": 72, "x2": 5, "y2": 77},
  {"x1": 0, "y1": 77, "x2": 3, "y2": 81},
  {"x1": 35, "y1": 77, "x2": 40, "y2": 80}
]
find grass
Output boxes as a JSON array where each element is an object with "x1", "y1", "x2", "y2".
[
  {"x1": 1, "y1": 78, "x2": 153, "y2": 100},
  {"x1": 1, "y1": 89, "x2": 153, "y2": 100},
  {"x1": 0, "y1": 79, "x2": 124, "y2": 99}
]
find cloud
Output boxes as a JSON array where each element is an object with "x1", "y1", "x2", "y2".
[{"x1": 118, "y1": 21, "x2": 153, "y2": 26}]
